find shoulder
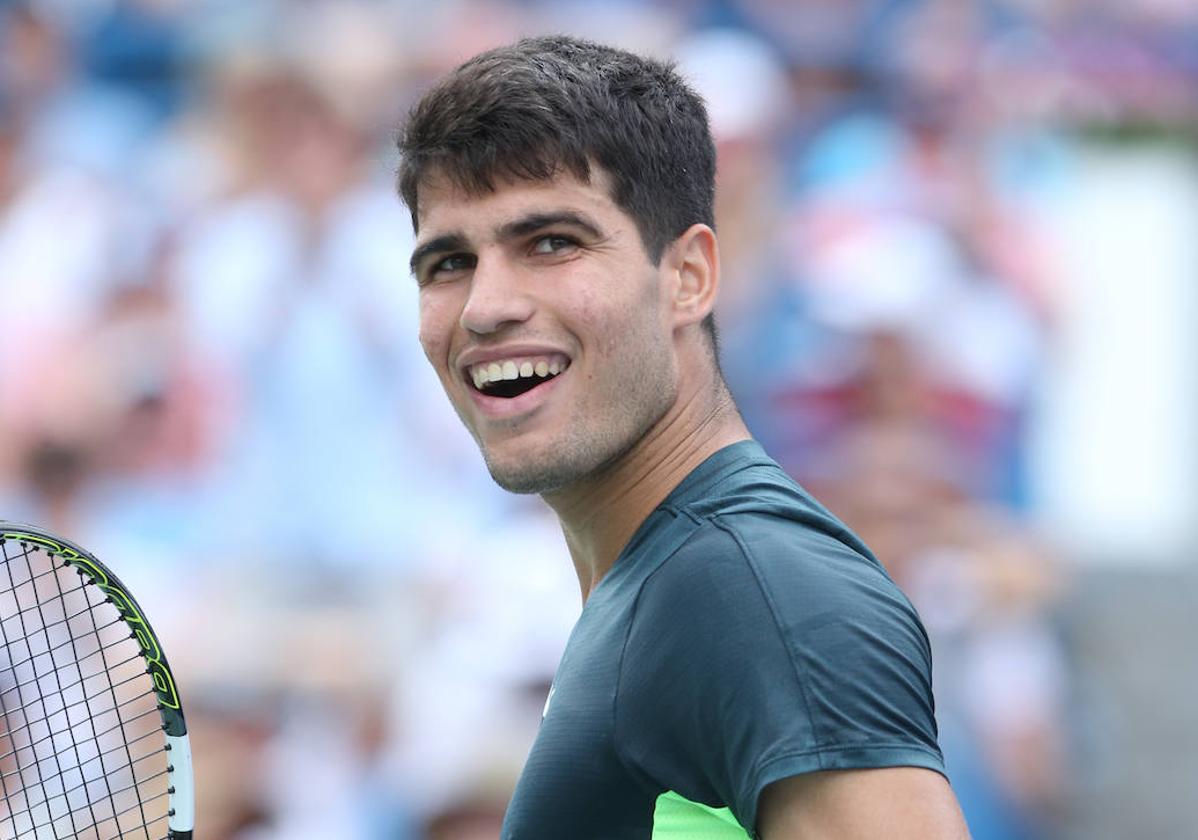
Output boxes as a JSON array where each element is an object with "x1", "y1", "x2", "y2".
[
  {"x1": 620, "y1": 500, "x2": 937, "y2": 716},
  {"x1": 663, "y1": 455, "x2": 883, "y2": 576},
  {"x1": 614, "y1": 509, "x2": 944, "y2": 832},
  {"x1": 635, "y1": 504, "x2": 921, "y2": 648},
  {"x1": 624, "y1": 496, "x2": 941, "y2": 738}
]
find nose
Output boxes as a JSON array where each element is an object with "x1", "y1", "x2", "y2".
[{"x1": 459, "y1": 252, "x2": 535, "y2": 335}]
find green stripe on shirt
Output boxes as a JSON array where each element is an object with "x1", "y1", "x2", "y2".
[{"x1": 653, "y1": 790, "x2": 750, "y2": 839}]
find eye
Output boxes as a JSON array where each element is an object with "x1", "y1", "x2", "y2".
[
  {"x1": 531, "y1": 235, "x2": 577, "y2": 256},
  {"x1": 421, "y1": 253, "x2": 475, "y2": 285}
]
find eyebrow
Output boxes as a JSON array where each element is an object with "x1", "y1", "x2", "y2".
[
  {"x1": 409, "y1": 210, "x2": 605, "y2": 276},
  {"x1": 497, "y1": 210, "x2": 604, "y2": 242},
  {"x1": 410, "y1": 233, "x2": 467, "y2": 276}
]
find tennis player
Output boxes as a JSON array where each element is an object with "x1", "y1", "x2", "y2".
[{"x1": 399, "y1": 35, "x2": 970, "y2": 839}]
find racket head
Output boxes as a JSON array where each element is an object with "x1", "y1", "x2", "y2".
[{"x1": 0, "y1": 521, "x2": 194, "y2": 840}]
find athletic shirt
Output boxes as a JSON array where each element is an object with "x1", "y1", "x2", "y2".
[{"x1": 500, "y1": 441, "x2": 946, "y2": 839}]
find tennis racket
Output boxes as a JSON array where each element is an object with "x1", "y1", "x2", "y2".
[{"x1": 0, "y1": 521, "x2": 194, "y2": 839}]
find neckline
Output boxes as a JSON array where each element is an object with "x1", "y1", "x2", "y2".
[{"x1": 586, "y1": 439, "x2": 770, "y2": 601}]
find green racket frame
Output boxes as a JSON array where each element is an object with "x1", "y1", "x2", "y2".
[{"x1": 0, "y1": 521, "x2": 194, "y2": 839}]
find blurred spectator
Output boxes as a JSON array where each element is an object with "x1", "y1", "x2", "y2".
[
  {"x1": 168, "y1": 52, "x2": 495, "y2": 568},
  {"x1": 80, "y1": 0, "x2": 190, "y2": 119},
  {"x1": 793, "y1": 328, "x2": 1070, "y2": 838}
]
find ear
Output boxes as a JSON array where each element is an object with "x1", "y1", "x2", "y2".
[{"x1": 665, "y1": 223, "x2": 719, "y2": 330}]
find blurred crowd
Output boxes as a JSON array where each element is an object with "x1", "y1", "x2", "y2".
[{"x1": 1, "y1": 0, "x2": 1195, "y2": 838}]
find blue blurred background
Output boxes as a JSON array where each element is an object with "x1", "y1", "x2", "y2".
[{"x1": 1, "y1": 0, "x2": 1195, "y2": 837}]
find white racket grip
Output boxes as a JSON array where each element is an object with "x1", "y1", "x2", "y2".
[{"x1": 167, "y1": 733, "x2": 196, "y2": 832}]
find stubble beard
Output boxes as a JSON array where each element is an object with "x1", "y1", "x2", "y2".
[
  {"x1": 468, "y1": 323, "x2": 678, "y2": 495},
  {"x1": 455, "y1": 267, "x2": 677, "y2": 497},
  {"x1": 479, "y1": 378, "x2": 676, "y2": 495}
]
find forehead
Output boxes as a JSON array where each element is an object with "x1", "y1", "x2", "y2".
[{"x1": 414, "y1": 167, "x2": 623, "y2": 238}]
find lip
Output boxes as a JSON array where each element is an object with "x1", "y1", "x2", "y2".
[
  {"x1": 456, "y1": 344, "x2": 572, "y2": 400},
  {"x1": 456, "y1": 343, "x2": 572, "y2": 371},
  {"x1": 465, "y1": 364, "x2": 567, "y2": 420}
]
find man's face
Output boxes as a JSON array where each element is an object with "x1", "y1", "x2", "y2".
[{"x1": 412, "y1": 169, "x2": 678, "y2": 494}]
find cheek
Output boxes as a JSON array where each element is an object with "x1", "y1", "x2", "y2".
[
  {"x1": 576, "y1": 268, "x2": 660, "y2": 335},
  {"x1": 571, "y1": 290, "x2": 624, "y2": 360},
  {"x1": 417, "y1": 291, "x2": 456, "y2": 368}
]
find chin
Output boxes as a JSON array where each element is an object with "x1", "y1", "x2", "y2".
[
  {"x1": 483, "y1": 446, "x2": 587, "y2": 496},
  {"x1": 486, "y1": 461, "x2": 571, "y2": 495}
]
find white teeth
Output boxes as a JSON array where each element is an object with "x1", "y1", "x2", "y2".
[{"x1": 469, "y1": 357, "x2": 569, "y2": 390}]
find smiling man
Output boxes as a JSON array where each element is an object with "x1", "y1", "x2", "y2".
[{"x1": 398, "y1": 35, "x2": 970, "y2": 840}]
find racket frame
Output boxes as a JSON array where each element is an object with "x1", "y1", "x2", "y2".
[{"x1": 0, "y1": 521, "x2": 194, "y2": 840}]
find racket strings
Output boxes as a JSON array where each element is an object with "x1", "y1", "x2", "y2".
[
  {"x1": 0, "y1": 545, "x2": 102, "y2": 838},
  {"x1": 0, "y1": 540, "x2": 172, "y2": 839},
  {"x1": 1, "y1": 647, "x2": 145, "y2": 728},
  {"x1": 18, "y1": 763, "x2": 170, "y2": 837},
  {"x1": 0, "y1": 608, "x2": 127, "y2": 669},
  {"x1": 0, "y1": 659, "x2": 156, "y2": 808},
  {"x1": 0, "y1": 572, "x2": 92, "y2": 626},
  {"x1": 1, "y1": 712, "x2": 164, "y2": 783},
  {"x1": 0, "y1": 546, "x2": 148, "y2": 840}
]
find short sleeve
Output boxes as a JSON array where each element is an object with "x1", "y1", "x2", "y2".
[{"x1": 613, "y1": 515, "x2": 945, "y2": 835}]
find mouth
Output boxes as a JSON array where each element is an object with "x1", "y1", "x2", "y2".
[{"x1": 463, "y1": 354, "x2": 571, "y2": 400}]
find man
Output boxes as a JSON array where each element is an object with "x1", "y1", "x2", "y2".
[{"x1": 398, "y1": 35, "x2": 970, "y2": 839}]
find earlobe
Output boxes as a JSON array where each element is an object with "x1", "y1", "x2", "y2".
[{"x1": 670, "y1": 224, "x2": 719, "y2": 329}]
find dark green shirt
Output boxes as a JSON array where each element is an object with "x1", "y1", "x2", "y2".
[{"x1": 501, "y1": 441, "x2": 945, "y2": 839}]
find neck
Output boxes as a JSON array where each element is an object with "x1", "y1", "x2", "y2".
[{"x1": 543, "y1": 380, "x2": 750, "y2": 602}]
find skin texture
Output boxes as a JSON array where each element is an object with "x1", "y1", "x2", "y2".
[
  {"x1": 414, "y1": 167, "x2": 747, "y2": 597},
  {"x1": 412, "y1": 166, "x2": 971, "y2": 838},
  {"x1": 414, "y1": 169, "x2": 679, "y2": 497}
]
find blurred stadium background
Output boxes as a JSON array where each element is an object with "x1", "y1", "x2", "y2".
[{"x1": 0, "y1": 0, "x2": 1195, "y2": 837}]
